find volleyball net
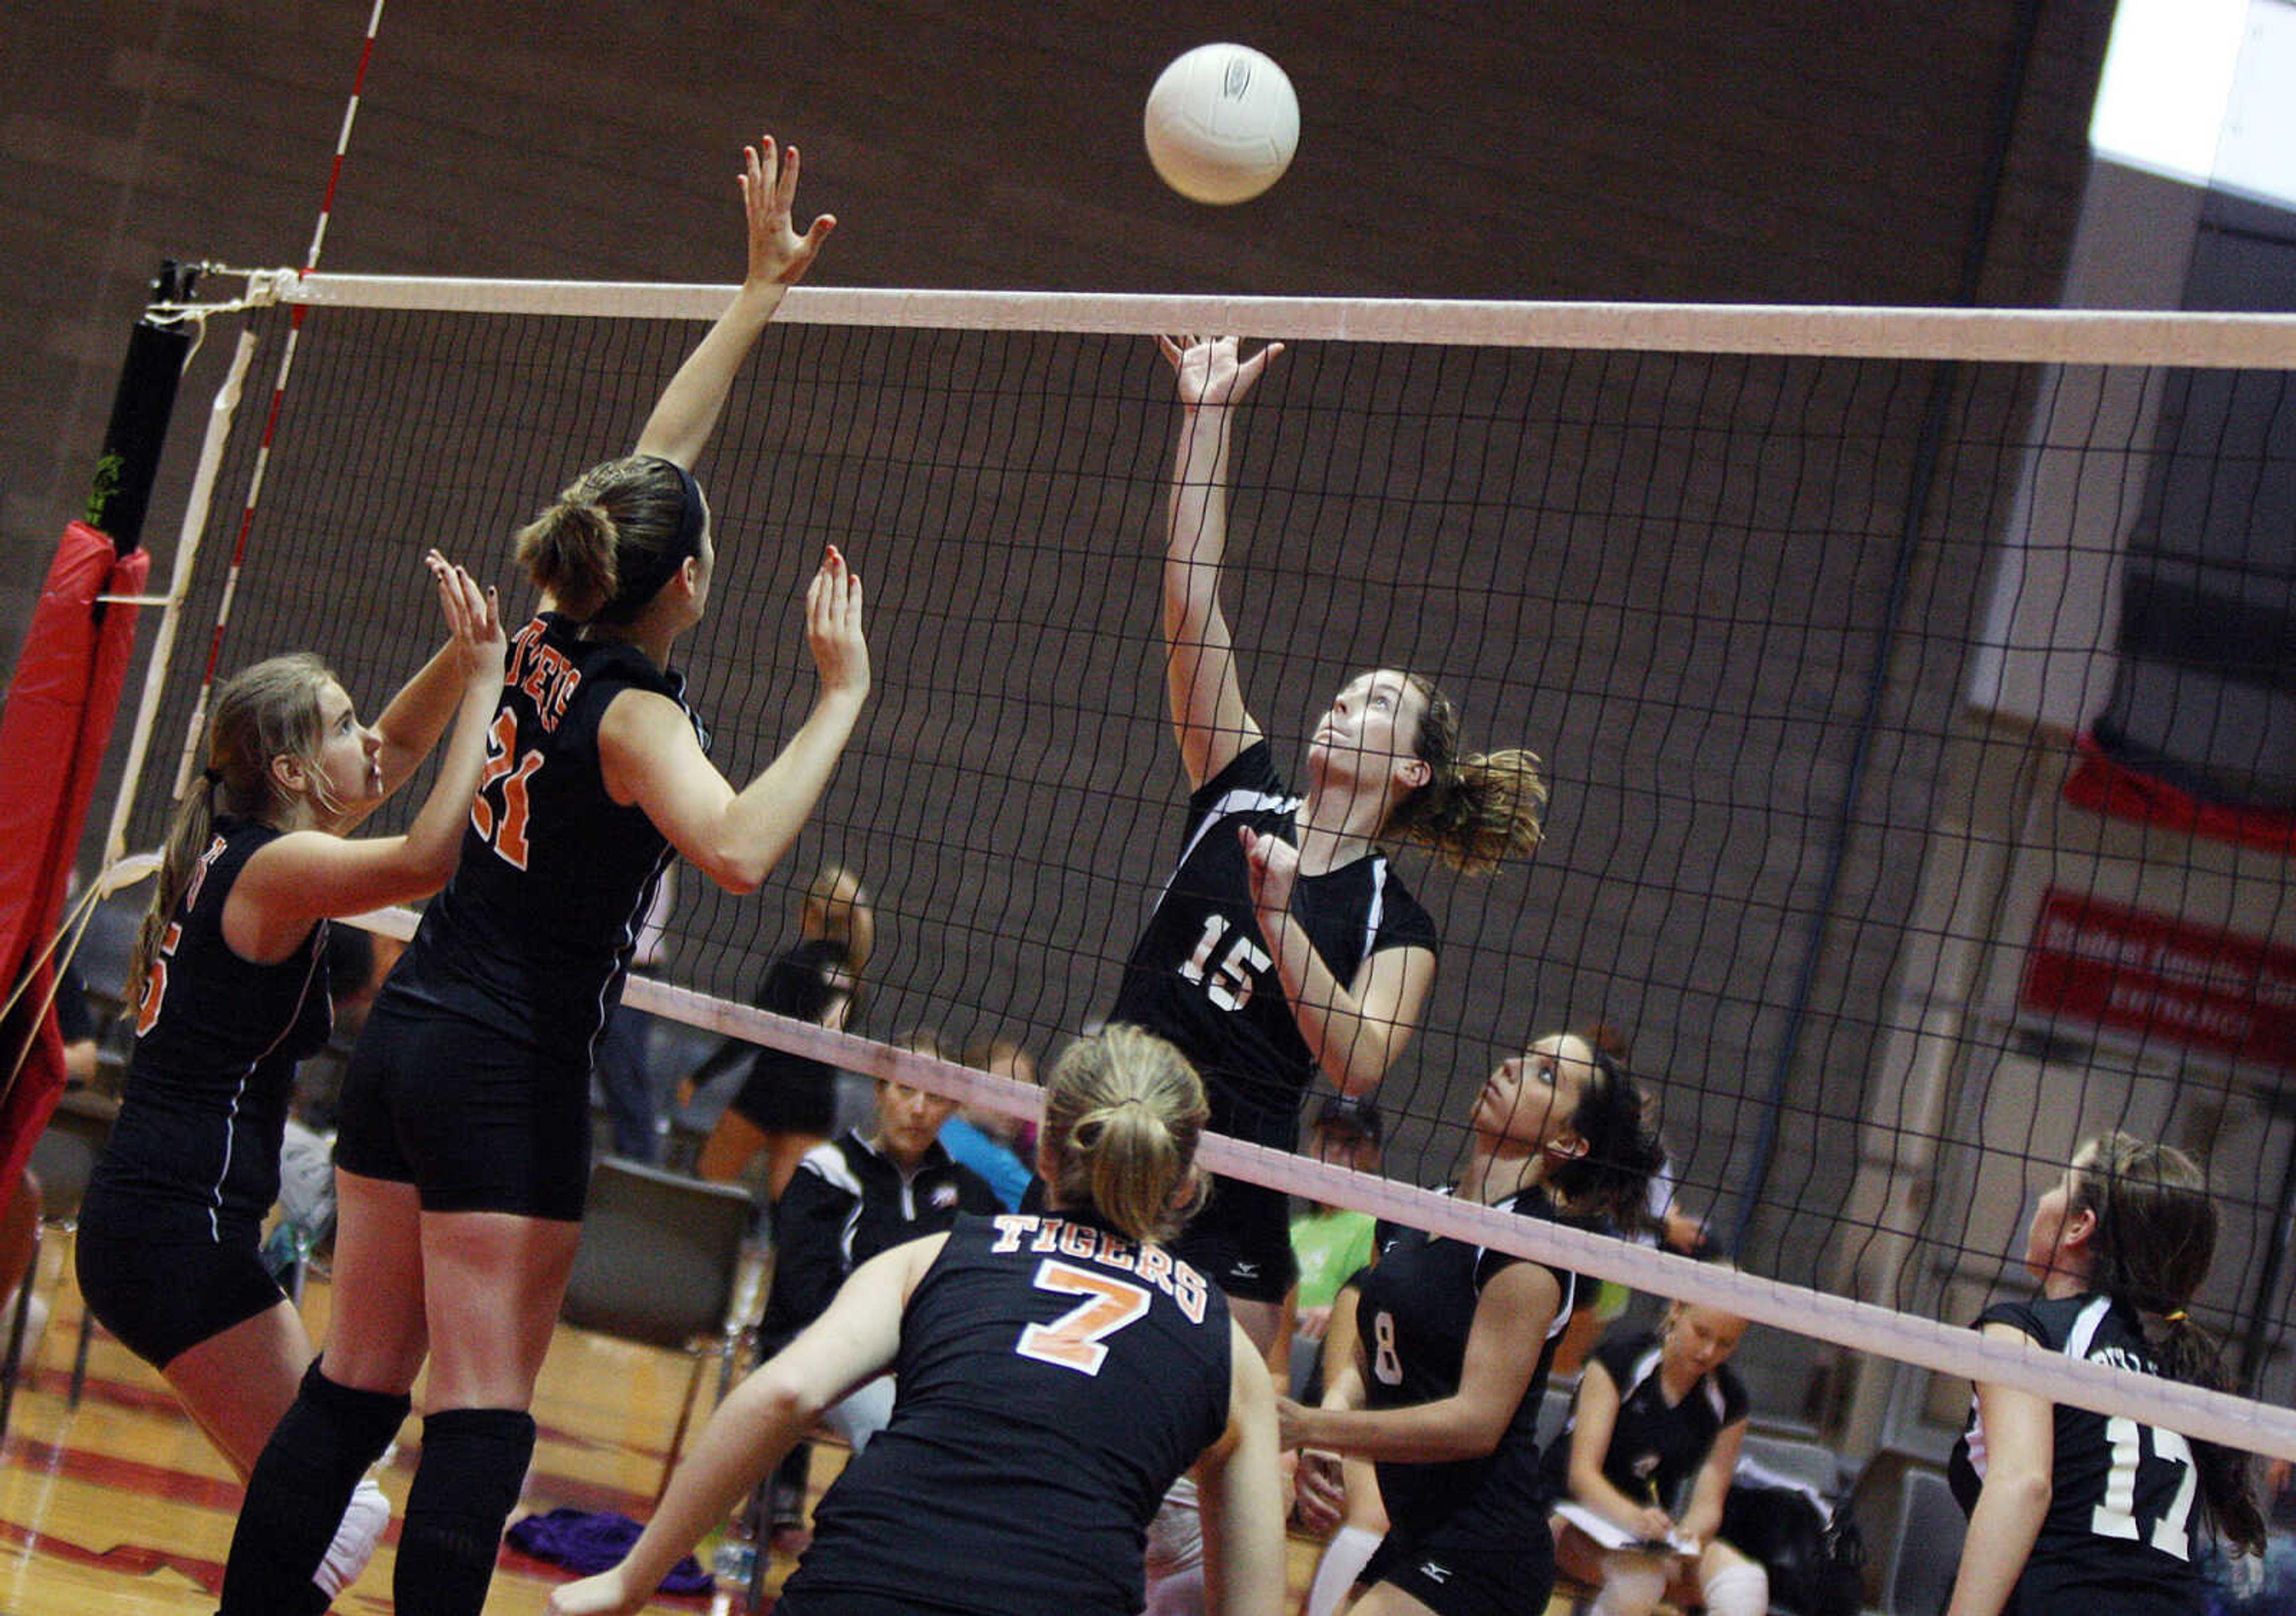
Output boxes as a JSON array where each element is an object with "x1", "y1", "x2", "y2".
[{"x1": 99, "y1": 272, "x2": 2296, "y2": 1463}]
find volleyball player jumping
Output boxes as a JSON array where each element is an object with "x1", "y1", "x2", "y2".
[
  {"x1": 1116, "y1": 334, "x2": 1549, "y2": 1352},
  {"x1": 219, "y1": 132, "x2": 863, "y2": 1616}
]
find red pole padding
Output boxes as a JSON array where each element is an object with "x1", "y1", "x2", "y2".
[{"x1": 0, "y1": 521, "x2": 151, "y2": 1191}]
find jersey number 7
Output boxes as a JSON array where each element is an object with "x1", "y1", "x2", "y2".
[{"x1": 1016, "y1": 1259, "x2": 1151, "y2": 1376}]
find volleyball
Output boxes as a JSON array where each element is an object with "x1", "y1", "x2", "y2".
[{"x1": 1143, "y1": 44, "x2": 1299, "y2": 205}]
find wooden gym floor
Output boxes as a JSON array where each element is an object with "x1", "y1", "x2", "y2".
[{"x1": 0, "y1": 1240, "x2": 1371, "y2": 1614}]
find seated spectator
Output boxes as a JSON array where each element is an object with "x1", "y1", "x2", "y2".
[
  {"x1": 1287, "y1": 1093, "x2": 1383, "y2": 1370},
  {"x1": 753, "y1": 1057, "x2": 1000, "y2": 1551},
  {"x1": 1545, "y1": 1298, "x2": 1769, "y2": 1616},
  {"x1": 937, "y1": 1033, "x2": 1037, "y2": 1211}
]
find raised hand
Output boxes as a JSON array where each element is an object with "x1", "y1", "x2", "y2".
[
  {"x1": 805, "y1": 544, "x2": 870, "y2": 706},
  {"x1": 742, "y1": 134, "x2": 837, "y2": 288},
  {"x1": 1238, "y1": 826, "x2": 1299, "y2": 934},
  {"x1": 424, "y1": 548, "x2": 506, "y2": 686},
  {"x1": 1156, "y1": 333, "x2": 1285, "y2": 411}
]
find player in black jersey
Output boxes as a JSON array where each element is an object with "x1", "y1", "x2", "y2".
[
  {"x1": 221, "y1": 133, "x2": 866, "y2": 1616},
  {"x1": 75, "y1": 557, "x2": 502, "y2": 1611},
  {"x1": 1120, "y1": 335, "x2": 1549, "y2": 1349},
  {"x1": 546, "y1": 1025, "x2": 1288, "y2": 1616},
  {"x1": 1544, "y1": 1300, "x2": 1769, "y2": 1616},
  {"x1": 1279, "y1": 1030, "x2": 1662, "y2": 1616},
  {"x1": 1946, "y1": 1133, "x2": 2265, "y2": 1616}
]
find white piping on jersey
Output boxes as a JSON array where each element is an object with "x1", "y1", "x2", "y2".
[
  {"x1": 1158, "y1": 784, "x2": 1299, "y2": 911},
  {"x1": 2063, "y1": 1294, "x2": 2112, "y2": 1362},
  {"x1": 584, "y1": 849, "x2": 677, "y2": 1067},
  {"x1": 1450, "y1": 1187, "x2": 1575, "y2": 1343},
  {"x1": 800, "y1": 1132, "x2": 942, "y2": 1269},
  {"x1": 1160, "y1": 783, "x2": 1394, "y2": 963},
  {"x1": 1619, "y1": 1342, "x2": 1729, "y2": 1423},
  {"x1": 1962, "y1": 1295, "x2": 2114, "y2": 1480},
  {"x1": 205, "y1": 922, "x2": 331, "y2": 1243}
]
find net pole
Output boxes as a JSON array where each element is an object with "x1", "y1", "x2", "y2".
[{"x1": 99, "y1": 326, "x2": 257, "y2": 870}]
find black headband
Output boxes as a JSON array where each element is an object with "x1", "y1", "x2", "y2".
[{"x1": 597, "y1": 456, "x2": 706, "y2": 623}]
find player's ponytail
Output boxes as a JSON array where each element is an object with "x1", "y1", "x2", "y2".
[
  {"x1": 515, "y1": 455, "x2": 703, "y2": 626},
  {"x1": 130, "y1": 654, "x2": 335, "y2": 998},
  {"x1": 1382, "y1": 676, "x2": 1547, "y2": 875},
  {"x1": 1543, "y1": 1038, "x2": 1665, "y2": 1237},
  {"x1": 2069, "y1": 1133, "x2": 2266, "y2": 1555},
  {"x1": 1040, "y1": 1025, "x2": 1208, "y2": 1246}
]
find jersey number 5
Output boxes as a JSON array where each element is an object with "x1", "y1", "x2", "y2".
[
  {"x1": 1016, "y1": 1259, "x2": 1150, "y2": 1377},
  {"x1": 471, "y1": 709, "x2": 544, "y2": 870}
]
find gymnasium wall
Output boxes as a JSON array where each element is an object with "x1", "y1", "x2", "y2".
[{"x1": 4, "y1": 2, "x2": 2120, "y2": 1309}]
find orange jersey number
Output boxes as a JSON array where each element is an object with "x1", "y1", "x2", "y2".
[
  {"x1": 1016, "y1": 1258, "x2": 1152, "y2": 1377},
  {"x1": 471, "y1": 708, "x2": 545, "y2": 870}
]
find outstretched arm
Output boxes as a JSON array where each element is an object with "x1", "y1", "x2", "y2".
[
  {"x1": 602, "y1": 545, "x2": 869, "y2": 893},
  {"x1": 544, "y1": 1237, "x2": 938, "y2": 1616},
  {"x1": 227, "y1": 554, "x2": 505, "y2": 956},
  {"x1": 1157, "y1": 334, "x2": 1282, "y2": 789},
  {"x1": 634, "y1": 134, "x2": 836, "y2": 468}
]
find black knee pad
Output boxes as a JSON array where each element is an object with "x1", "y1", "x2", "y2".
[
  {"x1": 219, "y1": 1363, "x2": 410, "y2": 1615},
  {"x1": 394, "y1": 1407, "x2": 538, "y2": 1616},
  {"x1": 303, "y1": 1359, "x2": 416, "y2": 1455}
]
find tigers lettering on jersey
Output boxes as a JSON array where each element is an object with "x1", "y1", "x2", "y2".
[
  {"x1": 990, "y1": 1213, "x2": 1210, "y2": 1324},
  {"x1": 503, "y1": 617, "x2": 584, "y2": 732}
]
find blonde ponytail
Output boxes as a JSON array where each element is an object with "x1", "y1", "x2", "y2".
[{"x1": 1040, "y1": 1025, "x2": 1208, "y2": 1245}]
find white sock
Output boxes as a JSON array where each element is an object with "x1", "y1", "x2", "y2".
[
  {"x1": 1592, "y1": 1551, "x2": 1670, "y2": 1616},
  {"x1": 313, "y1": 1474, "x2": 392, "y2": 1597},
  {"x1": 1700, "y1": 1557, "x2": 1769, "y2": 1616},
  {"x1": 1306, "y1": 1524, "x2": 1382, "y2": 1616}
]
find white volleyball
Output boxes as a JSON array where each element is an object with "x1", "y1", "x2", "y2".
[{"x1": 1143, "y1": 44, "x2": 1300, "y2": 205}]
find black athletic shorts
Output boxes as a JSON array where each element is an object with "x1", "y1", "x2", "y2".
[
  {"x1": 75, "y1": 1189, "x2": 286, "y2": 1369},
  {"x1": 775, "y1": 1590, "x2": 980, "y2": 1616},
  {"x1": 1361, "y1": 1518, "x2": 1557, "y2": 1616},
  {"x1": 332, "y1": 998, "x2": 589, "y2": 1222},
  {"x1": 1168, "y1": 1173, "x2": 1297, "y2": 1304},
  {"x1": 729, "y1": 1049, "x2": 839, "y2": 1135}
]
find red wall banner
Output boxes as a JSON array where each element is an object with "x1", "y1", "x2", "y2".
[{"x1": 2021, "y1": 890, "x2": 2296, "y2": 1073}]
